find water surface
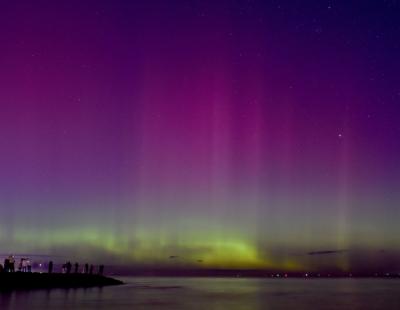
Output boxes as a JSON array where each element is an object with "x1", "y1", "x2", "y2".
[{"x1": 0, "y1": 277, "x2": 399, "y2": 309}]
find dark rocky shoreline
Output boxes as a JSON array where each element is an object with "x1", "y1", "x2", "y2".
[{"x1": 0, "y1": 273, "x2": 123, "y2": 291}]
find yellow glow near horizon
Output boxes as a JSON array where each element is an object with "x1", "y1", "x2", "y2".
[{"x1": 10, "y1": 226, "x2": 306, "y2": 270}]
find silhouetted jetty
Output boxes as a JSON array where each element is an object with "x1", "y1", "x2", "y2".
[{"x1": 0, "y1": 273, "x2": 123, "y2": 291}]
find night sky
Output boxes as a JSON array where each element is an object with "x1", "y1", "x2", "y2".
[{"x1": 1, "y1": 0, "x2": 399, "y2": 272}]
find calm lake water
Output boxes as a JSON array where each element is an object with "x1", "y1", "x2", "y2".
[{"x1": 0, "y1": 277, "x2": 399, "y2": 309}]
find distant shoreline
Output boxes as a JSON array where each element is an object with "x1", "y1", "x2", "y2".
[{"x1": 110, "y1": 268, "x2": 400, "y2": 279}]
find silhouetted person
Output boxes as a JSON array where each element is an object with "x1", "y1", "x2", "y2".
[
  {"x1": 21, "y1": 258, "x2": 27, "y2": 272},
  {"x1": 0, "y1": 264, "x2": 3, "y2": 273},
  {"x1": 74, "y1": 262, "x2": 79, "y2": 273},
  {"x1": 4, "y1": 258, "x2": 10, "y2": 272},
  {"x1": 66, "y1": 261, "x2": 72, "y2": 274},
  {"x1": 48, "y1": 261, "x2": 53, "y2": 274},
  {"x1": 4, "y1": 259, "x2": 9, "y2": 272},
  {"x1": 18, "y1": 258, "x2": 23, "y2": 272},
  {"x1": 98, "y1": 265, "x2": 104, "y2": 275},
  {"x1": 9, "y1": 256, "x2": 15, "y2": 272},
  {"x1": 27, "y1": 259, "x2": 32, "y2": 272},
  {"x1": 84, "y1": 263, "x2": 89, "y2": 274},
  {"x1": 89, "y1": 264, "x2": 94, "y2": 274}
]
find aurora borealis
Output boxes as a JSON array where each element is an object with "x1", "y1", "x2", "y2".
[{"x1": 0, "y1": 0, "x2": 399, "y2": 272}]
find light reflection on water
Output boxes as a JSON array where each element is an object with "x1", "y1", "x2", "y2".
[{"x1": 0, "y1": 277, "x2": 399, "y2": 309}]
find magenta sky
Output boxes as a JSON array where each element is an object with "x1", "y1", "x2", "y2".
[{"x1": 0, "y1": 1, "x2": 399, "y2": 272}]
